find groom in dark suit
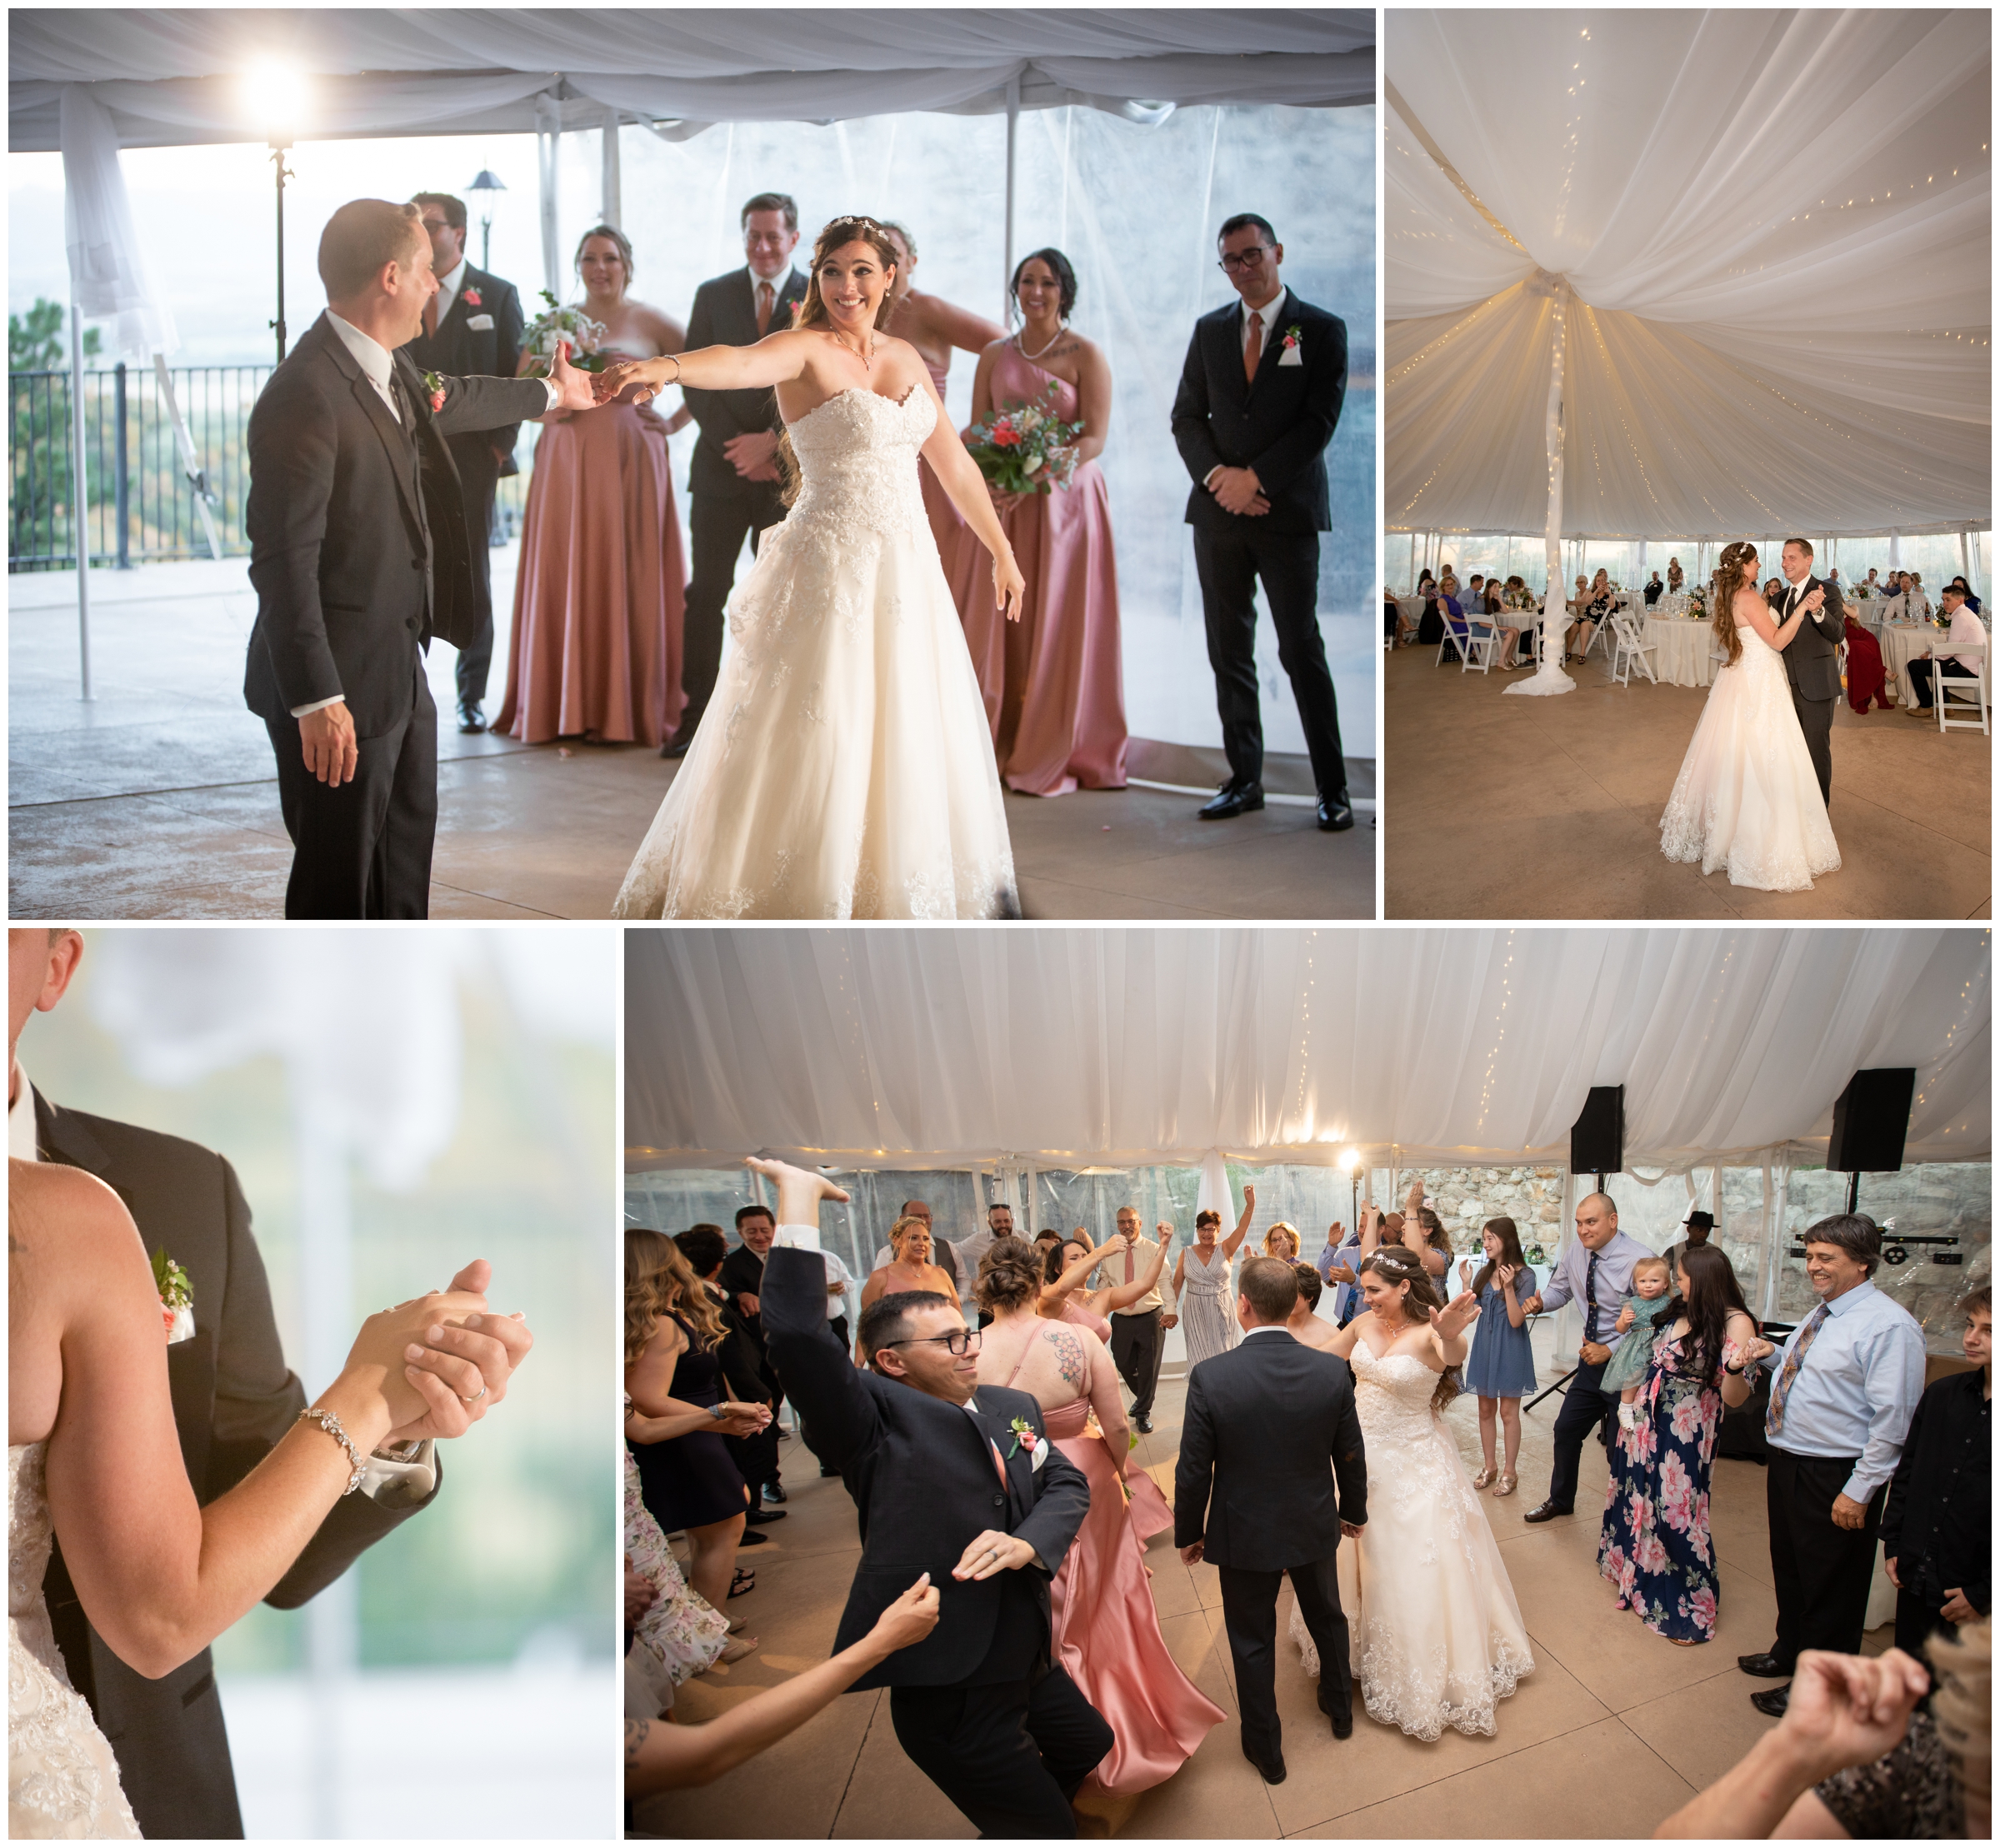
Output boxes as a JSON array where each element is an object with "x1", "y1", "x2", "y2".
[
  {"x1": 7, "y1": 926, "x2": 533, "y2": 1838},
  {"x1": 1175, "y1": 1256, "x2": 1368, "y2": 1785},
  {"x1": 402, "y1": 191, "x2": 527, "y2": 736},
  {"x1": 1774, "y1": 537, "x2": 1842, "y2": 807},
  {"x1": 1172, "y1": 213, "x2": 1353, "y2": 832},
  {"x1": 667, "y1": 192, "x2": 811, "y2": 757},
  {"x1": 245, "y1": 197, "x2": 599, "y2": 918},
  {"x1": 758, "y1": 1161, "x2": 1110, "y2": 1837}
]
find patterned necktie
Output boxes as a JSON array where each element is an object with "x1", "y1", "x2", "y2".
[
  {"x1": 757, "y1": 282, "x2": 774, "y2": 336},
  {"x1": 1124, "y1": 1241, "x2": 1135, "y2": 1284},
  {"x1": 1243, "y1": 308, "x2": 1263, "y2": 384},
  {"x1": 1767, "y1": 1302, "x2": 1830, "y2": 1435},
  {"x1": 1583, "y1": 1251, "x2": 1602, "y2": 1344}
]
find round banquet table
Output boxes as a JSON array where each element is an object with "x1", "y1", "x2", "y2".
[
  {"x1": 1877, "y1": 624, "x2": 1990, "y2": 711},
  {"x1": 1645, "y1": 614, "x2": 1719, "y2": 688},
  {"x1": 1652, "y1": 592, "x2": 1692, "y2": 620}
]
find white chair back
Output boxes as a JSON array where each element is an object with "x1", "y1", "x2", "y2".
[{"x1": 1938, "y1": 643, "x2": 1989, "y2": 737}]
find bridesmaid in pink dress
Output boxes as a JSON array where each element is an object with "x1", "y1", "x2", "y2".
[
  {"x1": 497, "y1": 226, "x2": 688, "y2": 747},
  {"x1": 951, "y1": 249, "x2": 1128, "y2": 796},
  {"x1": 973, "y1": 1237, "x2": 1222, "y2": 1796},
  {"x1": 877, "y1": 222, "x2": 1004, "y2": 564}
]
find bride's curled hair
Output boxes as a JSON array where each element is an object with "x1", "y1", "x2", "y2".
[
  {"x1": 977, "y1": 1235, "x2": 1045, "y2": 1315},
  {"x1": 1710, "y1": 541, "x2": 1760, "y2": 667},
  {"x1": 1358, "y1": 1247, "x2": 1461, "y2": 1412}
]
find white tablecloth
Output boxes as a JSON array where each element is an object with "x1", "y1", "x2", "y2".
[
  {"x1": 1878, "y1": 625, "x2": 1989, "y2": 711},
  {"x1": 1644, "y1": 615, "x2": 1718, "y2": 687}
]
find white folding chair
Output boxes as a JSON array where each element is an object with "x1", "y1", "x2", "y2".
[
  {"x1": 1458, "y1": 612, "x2": 1501, "y2": 675},
  {"x1": 1579, "y1": 604, "x2": 1613, "y2": 662},
  {"x1": 1609, "y1": 612, "x2": 1658, "y2": 686},
  {"x1": 1937, "y1": 643, "x2": 1988, "y2": 736}
]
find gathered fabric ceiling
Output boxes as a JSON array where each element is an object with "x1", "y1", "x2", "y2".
[
  {"x1": 628, "y1": 928, "x2": 1990, "y2": 1173},
  {"x1": 1385, "y1": 8, "x2": 1991, "y2": 540},
  {"x1": 9, "y1": 8, "x2": 1373, "y2": 149}
]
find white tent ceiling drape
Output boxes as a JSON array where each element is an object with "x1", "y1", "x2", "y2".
[
  {"x1": 1385, "y1": 8, "x2": 1992, "y2": 540},
  {"x1": 627, "y1": 927, "x2": 1991, "y2": 1172}
]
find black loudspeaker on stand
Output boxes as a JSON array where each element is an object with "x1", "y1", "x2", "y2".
[{"x1": 1803, "y1": 1066, "x2": 1956, "y2": 1268}]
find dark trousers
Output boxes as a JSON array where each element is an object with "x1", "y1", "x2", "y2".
[
  {"x1": 448, "y1": 437, "x2": 500, "y2": 709},
  {"x1": 1217, "y1": 1554, "x2": 1351, "y2": 1766},
  {"x1": 1108, "y1": 1307, "x2": 1165, "y2": 1421},
  {"x1": 264, "y1": 667, "x2": 437, "y2": 919},
  {"x1": 1766, "y1": 1448, "x2": 1885, "y2": 1669},
  {"x1": 1790, "y1": 687, "x2": 1836, "y2": 806},
  {"x1": 1545, "y1": 1353, "x2": 1618, "y2": 1513},
  {"x1": 681, "y1": 487, "x2": 786, "y2": 732},
  {"x1": 1892, "y1": 1584, "x2": 1960, "y2": 1672},
  {"x1": 1192, "y1": 526, "x2": 1346, "y2": 798},
  {"x1": 723, "y1": 1421, "x2": 778, "y2": 1497},
  {"x1": 1908, "y1": 657, "x2": 1976, "y2": 711},
  {"x1": 889, "y1": 1665, "x2": 1112, "y2": 1838}
]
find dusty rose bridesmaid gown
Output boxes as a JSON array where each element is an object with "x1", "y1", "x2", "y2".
[
  {"x1": 948, "y1": 342, "x2": 1128, "y2": 797},
  {"x1": 915, "y1": 357, "x2": 966, "y2": 564},
  {"x1": 497, "y1": 357, "x2": 686, "y2": 747},
  {"x1": 1054, "y1": 1299, "x2": 1173, "y2": 1547}
]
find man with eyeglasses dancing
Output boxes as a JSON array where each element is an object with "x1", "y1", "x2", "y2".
[{"x1": 751, "y1": 1156, "x2": 1112, "y2": 1836}]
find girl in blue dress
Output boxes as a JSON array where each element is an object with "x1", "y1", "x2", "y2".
[{"x1": 1458, "y1": 1216, "x2": 1536, "y2": 1497}]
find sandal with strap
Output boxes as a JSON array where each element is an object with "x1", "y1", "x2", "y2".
[
  {"x1": 1472, "y1": 1465, "x2": 1498, "y2": 1490},
  {"x1": 719, "y1": 1635, "x2": 760, "y2": 1664},
  {"x1": 1493, "y1": 1471, "x2": 1518, "y2": 1497},
  {"x1": 728, "y1": 1567, "x2": 756, "y2": 1599}
]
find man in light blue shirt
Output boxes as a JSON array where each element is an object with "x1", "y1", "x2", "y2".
[
  {"x1": 1738, "y1": 1214, "x2": 1925, "y2": 1720},
  {"x1": 1517, "y1": 1193, "x2": 1655, "y2": 1522}
]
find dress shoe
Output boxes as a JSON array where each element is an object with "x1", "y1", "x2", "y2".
[
  {"x1": 820, "y1": 1463, "x2": 841, "y2": 1478},
  {"x1": 457, "y1": 701, "x2": 486, "y2": 734},
  {"x1": 744, "y1": 1506, "x2": 786, "y2": 1526},
  {"x1": 1751, "y1": 1685, "x2": 1791, "y2": 1719},
  {"x1": 1133, "y1": 1415, "x2": 1152, "y2": 1435},
  {"x1": 1521, "y1": 1500, "x2": 1571, "y2": 1524},
  {"x1": 763, "y1": 1482, "x2": 788, "y2": 1505},
  {"x1": 738, "y1": 1527, "x2": 768, "y2": 1546},
  {"x1": 1317, "y1": 788, "x2": 1355, "y2": 832},
  {"x1": 659, "y1": 726, "x2": 696, "y2": 759},
  {"x1": 1738, "y1": 1652, "x2": 1789, "y2": 1679},
  {"x1": 1320, "y1": 1703, "x2": 1354, "y2": 1741},
  {"x1": 1198, "y1": 780, "x2": 1264, "y2": 821},
  {"x1": 1242, "y1": 1746, "x2": 1287, "y2": 1786}
]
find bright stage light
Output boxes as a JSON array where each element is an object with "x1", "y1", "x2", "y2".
[
  {"x1": 242, "y1": 58, "x2": 309, "y2": 145},
  {"x1": 1338, "y1": 1146, "x2": 1362, "y2": 1172}
]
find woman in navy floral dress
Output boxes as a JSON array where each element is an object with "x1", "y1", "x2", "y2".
[{"x1": 1598, "y1": 1246, "x2": 1769, "y2": 1644}]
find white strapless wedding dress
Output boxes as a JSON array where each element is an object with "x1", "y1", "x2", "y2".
[
  {"x1": 1290, "y1": 1347, "x2": 1533, "y2": 1741},
  {"x1": 612, "y1": 386, "x2": 1020, "y2": 920},
  {"x1": 9, "y1": 1443, "x2": 140, "y2": 1839},
  {"x1": 1658, "y1": 620, "x2": 1840, "y2": 891}
]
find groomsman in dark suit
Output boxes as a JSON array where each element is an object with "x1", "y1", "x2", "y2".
[
  {"x1": 1172, "y1": 213, "x2": 1353, "y2": 832},
  {"x1": 402, "y1": 192, "x2": 526, "y2": 735},
  {"x1": 666, "y1": 192, "x2": 811, "y2": 757}
]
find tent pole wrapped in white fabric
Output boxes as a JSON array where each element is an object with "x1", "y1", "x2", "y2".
[
  {"x1": 626, "y1": 927, "x2": 1989, "y2": 1171},
  {"x1": 1384, "y1": 8, "x2": 1991, "y2": 545}
]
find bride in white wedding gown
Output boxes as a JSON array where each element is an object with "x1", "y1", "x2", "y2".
[
  {"x1": 1658, "y1": 542, "x2": 1841, "y2": 892},
  {"x1": 9, "y1": 1157, "x2": 487, "y2": 1838},
  {"x1": 600, "y1": 217, "x2": 1024, "y2": 921},
  {"x1": 1289, "y1": 1248, "x2": 1534, "y2": 1741}
]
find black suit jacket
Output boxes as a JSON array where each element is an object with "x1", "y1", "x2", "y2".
[
  {"x1": 1171, "y1": 289, "x2": 1346, "y2": 537},
  {"x1": 243, "y1": 312, "x2": 550, "y2": 737},
  {"x1": 1776, "y1": 572, "x2": 1844, "y2": 702},
  {"x1": 398, "y1": 262, "x2": 528, "y2": 476},
  {"x1": 33, "y1": 1093, "x2": 437, "y2": 1841},
  {"x1": 762, "y1": 1248, "x2": 1090, "y2": 1689},
  {"x1": 682, "y1": 267, "x2": 809, "y2": 500},
  {"x1": 1173, "y1": 1329, "x2": 1368, "y2": 1572}
]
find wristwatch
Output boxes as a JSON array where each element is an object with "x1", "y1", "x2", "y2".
[{"x1": 708, "y1": 1403, "x2": 727, "y2": 1421}]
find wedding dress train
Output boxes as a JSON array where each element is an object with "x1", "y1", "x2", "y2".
[
  {"x1": 1658, "y1": 618, "x2": 1840, "y2": 891},
  {"x1": 1290, "y1": 1348, "x2": 1533, "y2": 1741},
  {"x1": 612, "y1": 386, "x2": 1020, "y2": 919},
  {"x1": 9, "y1": 1444, "x2": 141, "y2": 1839}
]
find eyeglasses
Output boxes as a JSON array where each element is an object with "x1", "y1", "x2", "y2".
[
  {"x1": 1218, "y1": 247, "x2": 1273, "y2": 274},
  {"x1": 882, "y1": 1327, "x2": 982, "y2": 1356}
]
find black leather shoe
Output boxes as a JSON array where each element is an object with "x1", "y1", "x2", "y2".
[
  {"x1": 1738, "y1": 1652, "x2": 1789, "y2": 1678},
  {"x1": 744, "y1": 1507, "x2": 787, "y2": 1526},
  {"x1": 1321, "y1": 1703, "x2": 1354, "y2": 1741},
  {"x1": 1243, "y1": 1747, "x2": 1287, "y2": 1786},
  {"x1": 457, "y1": 701, "x2": 486, "y2": 734},
  {"x1": 763, "y1": 1482, "x2": 788, "y2": 1505},
  {"x1": 1317, "y1": 788, "x2": 1355, "y2": 832},
  {"x1": 1521, "y1": 1500, "x2": 1571, "y2": 1524},
  {"x1": 1133, "y1": 1415, "x2": 1153, "y2": 1435},
  {"x1": 738, "y1": 1527, "x2": 768, "y2": 1546},
  {"x1": 820, "y1": 1464, "x2": 841, "y2": 1477},
  {"x1": 1198, "y1": 780, "x2": 1264, "y2": 820},
  {"x1": 659, "y1": 725, "x2": 696, "y2": 760},
  {"x1": 1751, "y1": 1685, "x2": 1791, "y2": 1719}
]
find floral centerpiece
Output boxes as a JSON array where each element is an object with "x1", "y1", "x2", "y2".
[
  {"x1": 964, "y1": 379, "x2": 1083, "y2": 497},
  {"x1": 1503, "y1": 583, "x2": 1538, "y2": 612},
  {"x1": 522, "y1": 290, "x2": 607, "y2": 374},
  {"x1": 1685, "y1": 584, "x2": 1708, "y2": 619}
]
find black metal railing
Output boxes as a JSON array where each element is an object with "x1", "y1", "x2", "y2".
[{"x1": 9, "y1": 364, "x2": 532, "y2": 572}]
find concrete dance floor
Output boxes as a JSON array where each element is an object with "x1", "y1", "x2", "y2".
[
  {"x1": 645, "y1": 1331, "x2": 1872, "y2": 1841},
  {"x1": 1382, "y1": 642, "x2": 1990, "y2": 920},
  {"x1": 8, "y1": 560, "x2": 1372, "y2": 922}
]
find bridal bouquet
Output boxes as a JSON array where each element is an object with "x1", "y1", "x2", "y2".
[
  {"x1": 522, "y1": 291, "x2": 607, "y2": 373},
  {"x1": 965, "y1": 380, "x2": 1083, "y2": 496}
]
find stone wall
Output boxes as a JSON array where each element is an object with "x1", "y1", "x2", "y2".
[{"x1": 1401, "y1": 1166, "x2": 1568, "y2": 1261}]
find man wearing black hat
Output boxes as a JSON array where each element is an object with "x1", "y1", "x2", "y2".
[{"x1": 1666, "y1": 1210, "x2": 1715, "y2": 1279}]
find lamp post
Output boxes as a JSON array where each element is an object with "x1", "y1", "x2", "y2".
[{"x1": 468, "y1": 167, "x2": 507, "y2": 272}]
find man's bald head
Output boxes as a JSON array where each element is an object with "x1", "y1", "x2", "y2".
[{"x1": 1573, "y1": 1192, "x2": 1620, "y2": 1251}]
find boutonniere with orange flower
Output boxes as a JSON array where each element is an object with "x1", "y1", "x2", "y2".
[{"x1": 420, "y1": 371, "x2": 447, "y2": 413}]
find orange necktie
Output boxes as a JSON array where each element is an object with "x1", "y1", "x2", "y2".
[
  {"x1": 757, "y1": 282, "x2": 774, "y2": 336},
  {"x1": 423, "y1": 294, "x2": 439, "y2": 340},
  {"x1": 1244, "y1": 310, "x2": 1263, "y2": 383}
]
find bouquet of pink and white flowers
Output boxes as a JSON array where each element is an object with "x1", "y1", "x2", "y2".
[
  {"x1": 965, "y1": 380, "x2": 1082, "y2": 497},
  {"x1": 522, "y1": 291, "x2": 608, "y2": 374}
]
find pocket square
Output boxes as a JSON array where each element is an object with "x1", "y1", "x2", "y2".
[
  {"x1": 1278, "y1": 345, "x2": 1303, "y2": 367},
  {"x1": 465, "y1": 313, "x2": 495, "y2": 331}
]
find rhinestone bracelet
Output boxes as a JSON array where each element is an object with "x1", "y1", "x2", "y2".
[{"x1": 297, "y1": 1406, "x2": 367, "y2": 1496}]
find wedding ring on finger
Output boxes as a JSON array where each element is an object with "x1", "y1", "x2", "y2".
[{"x1": 458, "y1": 1384, "x2": 489, "y2": 1403}]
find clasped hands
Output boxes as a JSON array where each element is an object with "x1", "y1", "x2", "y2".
[
  {"x1": 351, "y1": 1258, "x2": 534, "y2": 1446},
  {"x1": 1210, "y1": 465, "x2": 1269, "y2": 517}
]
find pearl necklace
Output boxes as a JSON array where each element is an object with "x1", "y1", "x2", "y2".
[{"x1": 1016, "y1": 322, "x2": 1067, "y2": 362}]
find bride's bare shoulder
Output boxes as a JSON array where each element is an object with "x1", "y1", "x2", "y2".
[{"x1": 9, "y1": 1160, "x2": 150, "y2": 1307}]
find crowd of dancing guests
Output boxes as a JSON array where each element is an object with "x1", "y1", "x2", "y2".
[{"x1": 624, "y1": 1165, "x2": 1992, "y2": 1836}]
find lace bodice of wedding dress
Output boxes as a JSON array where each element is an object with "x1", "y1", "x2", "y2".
[
  {"x1": 9, "y1": 1444, "x2": 141, "y2": 1840},
  {"x1": 1658, "y1": 617, "x2": 1841, "y2": 892},
  {"x1": 1292, "y1": 1345, "x2": 1534, "y2": 1741},
  {"x1": 612, "y1": 386, "x2": 1020, "y2": 921}
]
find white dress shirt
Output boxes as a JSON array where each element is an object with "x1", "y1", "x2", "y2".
[
  {"x1": 1938, "y1": 603, "x2": 1987, "y2": 671},
  {"x1": 1093, "y1": 1236, "x2": 1166, "y2": 1316},
  {"x1": 1241, "y1": 1323, "x2": 1289, "y2": 1339}
]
